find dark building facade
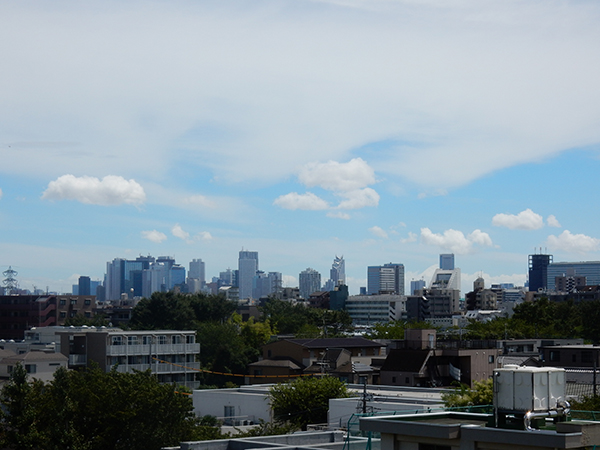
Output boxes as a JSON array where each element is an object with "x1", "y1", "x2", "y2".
[{"x1": 528, "y1": 253, "x2": 552, "y2": 292}]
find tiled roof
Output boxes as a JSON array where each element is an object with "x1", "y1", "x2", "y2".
[{"x1": 286, "y1": 337, "x2": 382, "y2": 349}]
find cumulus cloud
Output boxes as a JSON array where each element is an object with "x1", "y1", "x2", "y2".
[
  {"x1": 298, "y1": 158, "x2": 375, "y2": 192},
  {"x1": 336, "y1": 188, "x2": 380, "y2": 210},
  {"x1": 171, "y1": 224, "x2": 190, "y2": 241},
  {"x1": 196, "y1": 231, "x2": 213, "y2": 241},
  {"x1": 547, "y1": 215, "x2": 561, "y2": 227},
  {"x1": 547, "y1": 230, "x2": 600, "y2": 254},
  {"x1": 369, "y1": 226, "x2": 388, "y2": 239},
  {"x1": 273, "y1": 192, "x2": 329, "y2": 210},
  {"x1": 401, "y1": 232, "x2": 418, "y2": 243},
  {"x1": 141, "y1": 230, "x2": 167, "y2": 243},
  {"x1": 42, "y1": 175, "x2": 145, "y2": 206},
  {"x1": 327, "y1": 211, "x2": 350, "y2": 220},
  {"x1": 492, "y1": 208, "x2": 544, "y2": 230},
  {"x1": 276, "y1": 159, "x2": 379, "y2": 213},
  {"x1": 421, "y1": 227, "x2": 493, "y2": 254}
]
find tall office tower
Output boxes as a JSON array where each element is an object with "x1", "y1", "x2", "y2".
[
  {"x1": 528, "y1": 253, "x2": 553, "y2": 292},
  {"x1": 238, "y1": 250, "x2": 259, "y2": 299},
  {"x1": 367, "y1": 263, "x2": 405, "y2": 295},
  {"x1": 189, "y1": 259, "x2": 206, "y2": 285},
  {"x1": 252, "y1": 271, "x2": 282, "y2": 299},
  {"x1": 547, "y1": 261, "x2": 600, "y2": 290},
  {"x1": 78, "y1": 276, "x2": 91, "y2": 296},
  {"x1": 439, "y1": 254, "x2": 455, "y2": 270},
  {"x1": 330, "y1": 255, "x2": 346, "y2": 286},
  {"x1": 299, "y1": 268, "x2": 322, "y2": 299},
  {"x1": 410, "y1": 279, "x2": 426, "y2": 295},
  {"x1": 219, "y1": 269, "x2": 234, "y2": 286}
]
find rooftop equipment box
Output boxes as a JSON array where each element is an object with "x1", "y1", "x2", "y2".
[{"x1": 494, "y1": 366, "x2": 565, "y2": 413}]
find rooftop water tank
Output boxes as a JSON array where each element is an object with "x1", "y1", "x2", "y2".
[{"x1": 494, "y1": 366, "x2": 565, "y2": 413}]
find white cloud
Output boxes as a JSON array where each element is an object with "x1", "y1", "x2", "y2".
[
  {"x1": 42, "y1": 175, "x2": 145, "y2": 206},
  {"x1": 196, "y1": 231, "x2": 213, "y2": 241},
  {"x1": 417, "y1": 189, "x2": 448, "y2": 199},
  {"x1": 141, "y1": 230, "x2": 167, "y2": 243},
  {"x1": 547, "y1": 215, "x2": 561, "y2": 228},
  {"x1": 0, "y1": 188, "x2": 3, "y2": 199},
  {"x1": 421, "y1": 227, "x2": 493, "y2": 254},
  {"x1": 273, "y1": 192, "x2": 329, "y2": 210},
  {"x1": 400, "y1": 232, "x2": 418, "y2": 243},
  {"x1": 336, "y1": 188, "x2": 380, "y2": 209},
  {"x1": 171, "y1": 224, "x2": 190, "y2": 241},
  {"x1": 492, "y1": 208, "x2": 544, "y2": 230},
  {"x1": 183, "y1": 195, "x2": 216, "y2": 208},
  {"x1": 327, "y1": 211, "x2": 350, "y2": 220},
  {"x1": 282, "y1": 274, "x2": 298, "y2": 287},
  {"x1": 298, "y1": 158, "x2": 376, "y2": 192},
  {"x1": 369, "y1": 226, "x2": 388, "y2": 239},
  {"x1": 547, "y1": 230, "x2": 600, "y2": 254}
]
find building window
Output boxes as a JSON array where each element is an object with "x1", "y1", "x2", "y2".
[
  {"x1": 60, "y1": 312, "x2": 66, "y2": 318},
  {"x1": 71, "y1": 299, "x2": 77, "y2": 305},
  {"x1": 172, "y1": 335, "x2": 182, "y2": 344},
  {"x1": 488, "y1": 355, "x2": 494, "y2": 363},
  {"x1": 128, "y1": 336, "x2": 138, "y2": 346},
  {"x1": 25, "y1": 365, "x2": 36, "y2": 374},
  {"x1": 549, "y1": 350, "x2": 560, "y2": 362},
  {"x1": 142, "y1": 336, "x2": 151, "y2": 345},
  {"x1": 157, "y1": 335, "x2": 167, "y2": 345},
  {"x1": 224, "y1": 406, "x2": 235, "y2": 417},
  {"x1": 7, "y1": 365, "x2": 13, "y2": 374},
  {"x1": 59, "y1": 299, "x2": 66, "y2": 306},
  {"x1": 84, "y1": 299, "x2": 91, "y2": 305},
  {"x1": 186, "y1": 335, "x2": 195, "y2": 344},
  {"x1": 392, "y1": 377, "x2": 396, "y2": 383},
  {"x1": 112, "y1": 336, "x2": 123, "y2": 346}
]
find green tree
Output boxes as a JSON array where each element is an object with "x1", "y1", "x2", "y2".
[
  {"x1": 269, "y1": 376, "x2": 348, "y2": 430},
  {"x1": 0, "y1": 363, "x2": 45, "y2": 450},
  {"x1": 441, "y1": 378, "x2": 493, "y2": 408}
]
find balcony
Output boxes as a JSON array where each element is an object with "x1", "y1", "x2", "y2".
[
  {"x1": 112, "y1": 361, "x2": 201, "y2": 374},
  {"x1": 106, "y1": 343, "x2": 200, "y2": 356},
  {"x1": 69, "y1": 354, "x2": 87, "y2": 366}
]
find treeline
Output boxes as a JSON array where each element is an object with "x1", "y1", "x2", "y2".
[
  {"x1": 127, "y1": 292, "x2": 352, "y2": 385},
  {"x1": 0, "y1": 364, "x2": 198, "y2": 450},
  {"x1": 367, "y1": 298, "x2": 600, "y2": 342}
]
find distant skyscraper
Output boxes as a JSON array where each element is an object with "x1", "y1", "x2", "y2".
[
  {"x1": 299, "y1": 268, "x2": 321, "y2": 299},
  {"x1": 367, "y1": 263, "x2": 405, "y2": 295},
  {"x1": 410, "y1": 279, "x2": 426, "y2": 295},
  {"x1": 528, "y1": 253, "x2": 553, "y2": 292},
  {"x1": 189, "y1": 259, "x2": 206, "y2": 285},
  {"x1": 253, "y1": 271, "x2": 282, "y2": 299},
  {"x1": 219, "y1": 269, "x2": 234, "y2": 286},
  {"x1": 330, "y1": 255, "x2": 345, "y2": 287},
  {"x1": 546, "y1": 261, "x2": 600, "y2": 290},
  {"x1": 440, "y1": 254, "x2": 455, "y2": 270},
  {"x1": 238, "y1": 250, "x2": 259, "y2": 299},
  {"x1": 78, "y1": 276, "x2": 91, "y2": 296}
]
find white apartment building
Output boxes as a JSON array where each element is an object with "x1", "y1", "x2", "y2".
[
  {"x1": 55, "y1": 326, "x2": 200, "y2": 388},
  {"x1": 345, "y1": 294, "x2": 406, "y2": 325}
]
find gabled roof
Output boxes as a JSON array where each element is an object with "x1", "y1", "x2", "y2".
[
  {"x1": 1, "y1": 350, "x2": 68, "y2": 363},
  {"x1": 285, "y1": 337, "x2": 382, "y2": 349},
  {"x1": 248, "y1": 359, "x2": 302, "y2": 370},
  {"x1": 380, "y1": 349, "x2": 432, "y2": 373}
]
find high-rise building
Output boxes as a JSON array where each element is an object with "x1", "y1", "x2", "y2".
[
  {"x1": 299, "y1": 268, "x2": 321, "y2": 299},
  {"x1": 78, "y1": 276, "x2": 91, "y2": 296},
  {"x1": 253, "y1": 271, "x2": 282, "y2": 299},
  {"x1": 188, "y1": 259, "x2": 205, "y2": 285},
  {"x1": 546, "y1": 261, "x2": 600, "y2": 290},
  {"x1": 410, "y1": 279, "x2": 426, "y2": 295},
  {"x1": 367, "y1": 263, "x2": 405, "y2": 295},
  {"x1": 528, "y1": 253, "x2": 553, "y2": 292},
  {"x1": 238, "y1": 250, "x2": 259, "y2": 299},
  {"x1": 439, "y1": 254, "x2": 455, "y2": 270},
  {"x1": 330, "y1": 255, "x2": 345, "y2": 287}
]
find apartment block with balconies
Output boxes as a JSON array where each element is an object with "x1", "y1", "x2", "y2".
[{"x1": 56, "y1": 326, "x2": 200, "y2": 388}]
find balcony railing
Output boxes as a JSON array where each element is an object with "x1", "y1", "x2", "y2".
[
  {"x1": 112, "y1": 362, "x2": 201, "y2": 374},
  {"x1": 106, "y1": 343, "x2": 200, "y2": 356},
  {"x1": 69, "y1": 354, "x2": 87, "y2": 366}
]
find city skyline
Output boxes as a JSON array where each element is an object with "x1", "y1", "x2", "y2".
[{"x1": 2, "y1": 1, "x2": 600, "y2": 296}]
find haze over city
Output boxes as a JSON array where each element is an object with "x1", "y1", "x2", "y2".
[{"x1": 1, "y1": 0, "x2": 600, "y2": 295}]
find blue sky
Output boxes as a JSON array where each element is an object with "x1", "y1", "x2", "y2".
[{"x1": 1, "y1": 0, "x2": 600, "y2": 295}]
